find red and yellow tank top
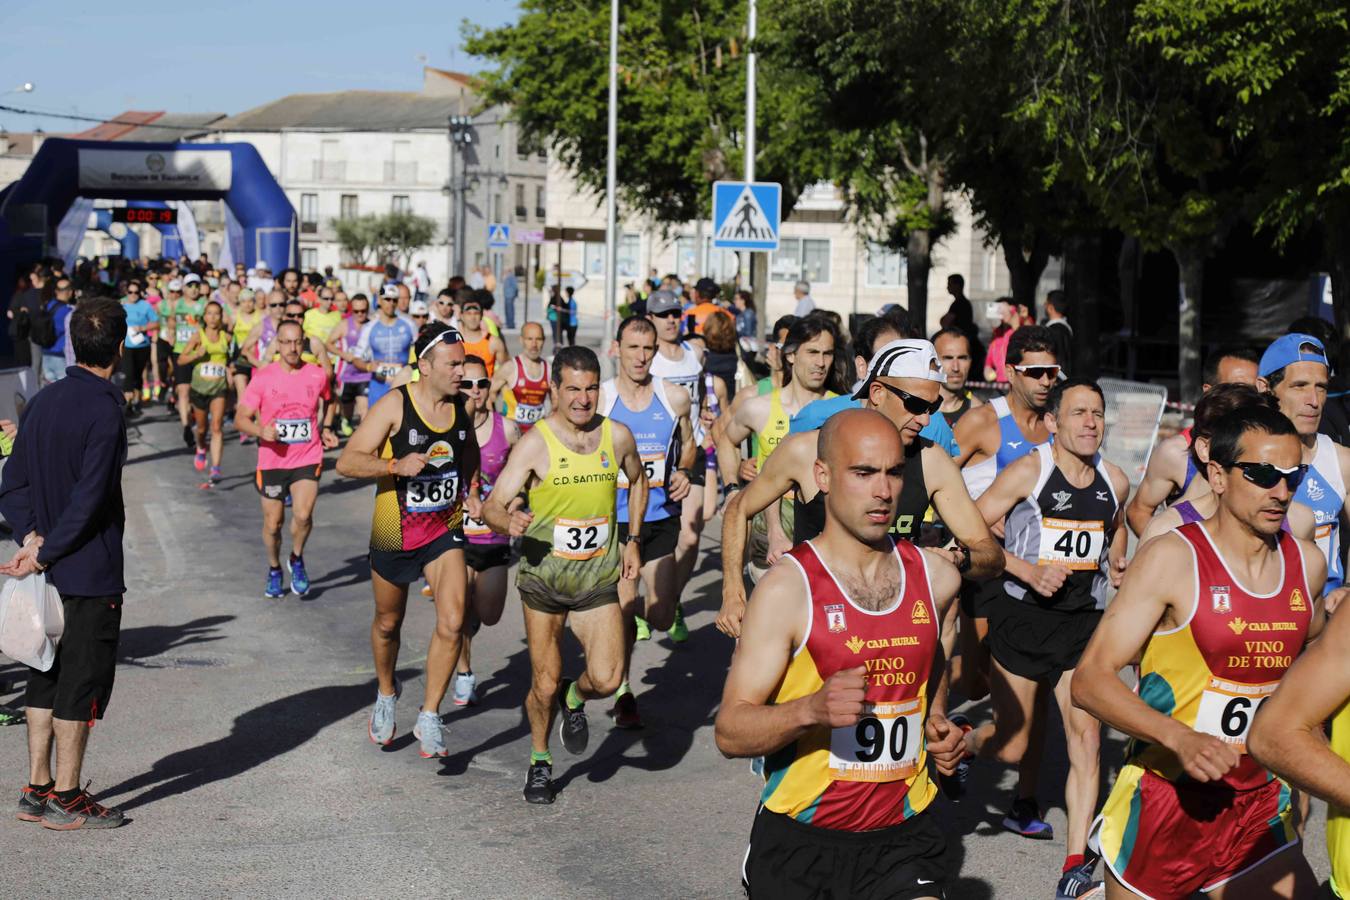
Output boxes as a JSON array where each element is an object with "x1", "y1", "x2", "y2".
[
  {"x1": 761, "y1": 539, "x2": 940, "y2": 830},
  {"x1": 1132, "y1": 522, "x2": 1312, "y2": 790},
  {"x1": 503, "y1": 357, "x2": 550, "y2": 430}
]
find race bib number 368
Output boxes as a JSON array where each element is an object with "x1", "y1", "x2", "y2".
[
  {"x1": 1038, "y1": 518, "x2": 1106, "y2": 570},
  {"x1": 406, "y1": 473, "x2": 458, "y2": 513},
  {"x1": 828, "y1": 698, "x2": 923, "y2": 783},
  {"x1": 552, "y1": 516, "x2": 609, "y2": 560},
  {"x1": 1194, "y1": 677, "x2": 1276, "y2": 753}
]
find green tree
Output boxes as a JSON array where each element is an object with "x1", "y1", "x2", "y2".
[
  {"x1": 373, "y1": 211, "x2": 439, "y2": 272},
  {"x1": 334, "y1": 214, "x2": 381, "y2": 267}
]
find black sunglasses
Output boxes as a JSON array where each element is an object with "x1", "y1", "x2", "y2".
[
  {"x1": 268, "y1": 302, "x2": 285, "y2": 309},
  {"x1": 1013, "y1": 364, "x2": 1062, "y2": 382},
  {"x1": 1229, "y1": 461, "x2": 1307, "y2": 491},
  {"x1": 875, "y1": 381, "x2": 942, "y2": 416},
  {"x1": 284, "y1": 312, "x2": 304, "y2": 320},
  {"x1": 352, "y1": 307, "x2": 369, "y2": 314},
  {"x1": 460, "y1": 378, "x2": 491, "y2": 390},
  {"x1": 651, "y1": 309, "x2": 682, "y2": 319}
]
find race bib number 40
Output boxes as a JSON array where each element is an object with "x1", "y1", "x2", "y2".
[
  {"x1": 406, "y1": 473, "x2": 459, "y2": 513},
  {"x1": 275, "y1": 418, "x2": 313, "y2": 444},
  {"x1": 552, "y1": 516, "x2": 609, "y2": 560},
  {"x1": 828, "y1": 698, "x2": 923, "y2": 782},
  {"x1": 1194, "y1": 677, "x2": 1277, "y2": 753},
  {"x1": 1038, "y1": 518, "x2": 1105, "y2": 570}
]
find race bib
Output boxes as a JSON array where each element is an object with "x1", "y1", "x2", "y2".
[
  {"x1": 176, "y1": 325, "x2": 194, "y2": 346},
  {"x1": 126, "y1": 328, "x2": 148, "y2": 348},
  {"x1": 552, "y1": 515, "x2": 609, "y2": 560},
  {"x1": 828, "y1": 698, "x2": 923, "y2": 782},
  {"x1": 514, "y1": 403, "x2": 546, "y2": 425},
  {"x1": 618, "y1": 452, "x2": 667, "y2": 489},
  {"x1": 198, "y1": 362, "x2": 227, "y2": 379},
  {"x1": 405, "y1": 473, "x2": 459, "y2": 513},
  {"x1": 1038, "y1": 518, "x2": 1106, "y2": 570},
  {"x1": 463, "y1": 512, "x2": 490, "y2": 537},
  {"x1": 376, "y1": 364, "x2": 403, "y2": 380},
  {"x1": 1194, "y1": 677, "x2": 1277, "y2": 753},
  {"x1": 1315, "y1": 522, "x2": 1335, "y2": 562},
  {"x1": 275, "y1": 418, "x2": 313, "y2": 444}
]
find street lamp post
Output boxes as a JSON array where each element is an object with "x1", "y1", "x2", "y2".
[{"x1": 449, "y1": 115, "x2": 475, "y2": 277}]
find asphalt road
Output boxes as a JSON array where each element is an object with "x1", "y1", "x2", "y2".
[{"x1": 0, "y1": 335, "x2": 1336, "y2": 898}]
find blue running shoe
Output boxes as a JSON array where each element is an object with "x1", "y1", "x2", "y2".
[
  {"x1": 264, "y1": 567, "x2": 285, "y2": 599},
  {"x1": 289, "y1": 554, "x2": 310, "y2": 597},
  {"x1": 1003, "y1": 796, "x2": 1054, "y2": 840},
  {"x1": 1056, "y1": 857, "x2": 1103, "y2": 899},
  {"x1": 413, "y1": 710, "x2": 448, "y2": 758}
]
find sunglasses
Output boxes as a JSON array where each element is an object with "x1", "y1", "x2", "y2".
[
  {"x1": 320, "y1": 295, "x2": 334, "y2": 301},
  {"x1": 874, "y1": 381, "x2": 942, "y2": 416},
  {"x1": 460, "y1": 378, "x2": 491, "y2": 390},
  {"x1": 379, "y1": 296, "x2": 395, "y2": 303},
  {"x1": 268, "y1": 303, "x2": 284, "y2": 309},
  {"x1": 1228, "y1": 461, "x2": 1307, "y2": 491},
  {"x1": 352, "y1": 307, "x2": 369, "y2": 315},
  {"x1": 284, "y1": 312, "x2": 304, "y2": 320},
  {"x1": 412, "y1": 314, "x2": 428, "y2": 320},
  {"x1": 651, "y1": 309, "x2": 682, "y2": 319},
  {"x1": 1013, "y1": 364, "x2": 1062, "y2": 381},
  {"x1": 461, "y1": 306, "x2": 481, "y2": 313}
]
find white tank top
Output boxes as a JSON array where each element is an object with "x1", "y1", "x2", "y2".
[{"x1": 649, "y1": 341, "x2": 702, "y2": 418}]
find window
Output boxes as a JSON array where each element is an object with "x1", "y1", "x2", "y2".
[
  {"x1": 300, "y1": 248, "x2": 318, "y2": 270},
  {"x1": 300, "y1": 193, "x2": 318, "y2": 233},
  {"x1": 535, "y1": 185, "x2": 546, "y2": 219},
  {"x1": 315, "y1": 140, "x2": 343, "y2": 181},
  {"x1": 675, "y1": 236, "x2": 740, "y2": 282},
  {"x1": 865, "y1": 242, "x2": 906, "y2": 287},
  {"x1": 771, "y1": 237, "x2": 830, "y2": 284},
  {"x1": 514, "y1": 184, "x2": 526, "y2": 219},
  {"x1": 391, "y1": 195, "x2": 411, "y2": 214},
  {"x1": 339, "y1": 195, "x2": 358, "y2": 220},
  {"x1": 618, "y1": 234, "x2": 641, "y2": 278},
  {"x1": 583, "y1": 241, "x2": 606, "y2": 276}
]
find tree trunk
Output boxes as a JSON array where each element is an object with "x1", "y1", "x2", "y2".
[
  {"x1": 906, "y1": 227, "x2": 930, "y2": 333},
  {"x1": 1002, "y1": 234, "x2": 1051, "y2": 316},
  {"x1": 1171, "y1": 244, "x2": 1206, "y2": 405},
  {"x1": 1061, "y1": 231, "x2": 1103, "y2": 379}
]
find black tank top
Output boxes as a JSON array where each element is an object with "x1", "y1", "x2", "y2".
[
  {"x1": 944, "y1": 393, "x2": 973, "y2": 427},
  {"x1": 794, "y1": 437, "x2": 931, "y2": 544}
]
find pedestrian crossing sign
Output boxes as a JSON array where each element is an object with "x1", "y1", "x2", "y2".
[
  {"x1": 712, "y1": 181, "x2": 781, "y2": 251},
  {"x1": 487, "y1": 223, "x2": 511, "y2": 248}
]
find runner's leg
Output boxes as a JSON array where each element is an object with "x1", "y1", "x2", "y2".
[
  {"x1": 208, "y1": 396, "x2": 226, "y2": 468},
  {"x1": 370, "y1": 566, "x2": 409, "y2": 697},
  {"x1": 458, "y1": 564, "x2": 508, "y2": 676},
  {"x1": 569, "y1": 601, "x2": 625, "y2": 702},
  {"x1": 457, "y1": 568, "x2": 480, "y2": 676},
  {"x1": 421, "y1": 548, "x2": 468, "y2": 713},
  {"x1": 1053, "y1": 669, "x2": 1100, "y2": 859},
  {"x1": 193, "y1": 405, "x2": 208, "y2": 452},
  {"x1": 260, "y1": 497, "x2": 285, "y2": 568},
  {"x1": 965, "y1": 656, "x2": 1039, "y2": 764},
  {"x1": 523, "y1": 604, "x2": 567, "y2": 755},
  {"x1": 288, "y1": 478, "x2": 319, "y2": 557},
  {"x1": 674, "y1": 487, "x2": 705, "y2": 589},
  {"x1": 1206, "y1": 843, "x2": 1317, "y2": 899},
  {"x1": 26, "y1": 707, "x2": 53, "y2": 785}
]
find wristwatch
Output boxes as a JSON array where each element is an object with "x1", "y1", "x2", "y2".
[
  {"x1": 954, "y1": 543, "x2": 972, "y2": 574},
  {"x1": 622, "y1": 533, "x2": 640, "y2": 545}
]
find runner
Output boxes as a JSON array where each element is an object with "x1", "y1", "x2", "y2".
[
  {"x1": 458, "y1": 291, "x2": 507, "y2": 377},
  {"x1": 962, "y1": 378, "x2": 1129, "y2": 900},
  {"x1": 229, "y1": 288, "x2": 261, "y2": 419},
  {"x1": 491, "y1": 321, "x2": 550, "y2": 432},
  {"x1": 599, "y1": 315, "x2": 696, "y2": 728},
  {"x1": 715, "y1": 407, "x2": 966, "y2": 899},
  {"x1": 167, "y1": 274, "x2": 208, "y2": 448},
  {"x1": 716, "y1": 315, "x2": 842, "y2": 579},
  {"x1": 327, "y1": 293, "x2": 372, "y2": 436},
  {"x1": 1074, "y1": 404, "x2": 1323, "y2": 899},
  {"x1": 302, "y1": 286, "x2": 341, "y2": 351},
  {"x1": 353, "y1": 287, "x2": 417, "y2": 407},
  {"x1": 430, "y1": 288, "x2": 458, "y2": 327},
  {"x1": 235, "y1": 320, "x2": 339, "y2": 598},
  {"x1": 176, "y1": 301, "x2": 231, "y2": 483},
  {"x1": 452, "y1": 354, "x2": 520, "y2": 707},
  {"x1": 1126, "y1": 346, "x2": 1260, "y2": 536},
  {"x1": 481, "y1": 346, "x2": 645, "y2": 804},
  {"x1": 717, "y1": 339, "x2": 1002, "y2": 638},
  {"x1": 119, "y1": 279, "x2": 156, "y2": 418},
  {"x1": 336, "y1": 322, "x2": 479, "y2": 759},
  {"x1": 931, "y1": 327, "x2": 984, "y2": 427}
]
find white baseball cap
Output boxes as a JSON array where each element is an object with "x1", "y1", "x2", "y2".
[
  {"x1": 381, "y1": 284, "x2": 401, "y2": 299},
  {"x1": 852, "y1": 338, "x2": 946, "y2": 399},
  {"x1": 256, "y1": 260, "x2": 271, "y2": 272},
  {"x1": 182, "y1": 273, "x2": 202, "y2": 285},
  {"x1": 409, "y1": 299, "x2": 430, "y2": 316},
  {"x1": 167, "y1": 278, "x2": 183, "y2": 292}
]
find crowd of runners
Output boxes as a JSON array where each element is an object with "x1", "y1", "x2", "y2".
[{"x1": 13, "y1": 254, "x2": 1350, "y2": 900}]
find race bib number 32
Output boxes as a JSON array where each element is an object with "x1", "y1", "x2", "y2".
[
  {"x1": 552, "y1": 516, "x2": 609, "y2": 560},
  {"x1": 828, "y1": 698, "x2": 923, "y2": 783},
  {"x1": 1194, "y1": 677, "x2": 1276, "y2": 753},
  {"x1": 275, "y1": 418, "x2": 313, "y2": 444},
  {"x1": 1038, "y1": 518, "x2": 1105, "y2": 570}
]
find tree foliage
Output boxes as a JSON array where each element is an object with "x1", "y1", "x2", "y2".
[{"x1": 334, "y1": 212, "x2": 438, "y2": 270}]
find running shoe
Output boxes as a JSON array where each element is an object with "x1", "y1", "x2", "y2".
[
  {"x1": 339, "y1": 418, "x2": 354, "y2": 438},
  {"x1": 608, "y1": 692, "x2": 643, "y2": 730},
  {"x1": 939, "y1": 713, "x2": 973, "y2": 802},
  {"x1": 289, "y1": 554, "x2": 310, "y2": 597},
  {"x1": 634, "y1": 615, "x2": 651, "y2": 642},
  {"x1": 668, "y1": 603, "x2": 689, "y2": 643},
  {"x1": 209, "y1": 465, "x2": 222, "y2": 484},
  {"x1": 0, "y1": 704, "x2": 25, "y2": 726},
  {"x1": 182, "y1": 423, "x2": 195, "y2": 449},
  {"x1": 523, "y1": 761, "x2": 556, "y2": 804},
  {"x1": 368, "y1": 679, "x2": 401, "y2": 745},
  {"x1": 41, "y1": 786, "x2": 125, "y2": 830},
  {"x1": 194, "y1": 449, "x2": 207, "y2": 471},
  {"x1": 413, "y1": 710, "x2": 448, "y2": 758},
  {"x1": 140, "y1": 386, "x2": 151, "y2": 403},
  {"x1": 1057, "y1": 855, "x2": 1103, "y2": 899},
  {"x1": 16, "y1": 783, "x2": 52, "y2": 822},
  {"x1": 420, "y1": 583, "x2": 434, "y2": 600},
  {"x1": 452, "y1": 671, "x2": 478, "y2": 707},
  {"x1": 264, "y1": 566, "x2": 285, "y2": 599},
  {"x1": 239, "y1": 434, "x2": 255, "y2": 446},
  {"x1": 556, "y1": 679, "x2": 589, "y2": 755},
  {"x1": 1002, "y1": 797, "x2": 1054, "y2": 840}
]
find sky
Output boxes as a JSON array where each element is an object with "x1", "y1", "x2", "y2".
[{"x1": 0, "y1": 0, "x2": 519, "y2": 134}]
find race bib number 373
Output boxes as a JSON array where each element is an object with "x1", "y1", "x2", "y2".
[
  {"x1": 275, "y1": 418, "x2": 312, "y2": 444},
  {"x1": 828, "y1": 698, "x2": 923, "y2": 783}
]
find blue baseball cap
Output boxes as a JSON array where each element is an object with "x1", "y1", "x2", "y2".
[{"x1": 1259, "y1": 333, "x2": 1329, "y2": 378}]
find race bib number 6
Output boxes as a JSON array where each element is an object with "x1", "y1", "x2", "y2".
[
  {"x1": 828, "y1": 698, "x2": 923, "y2": 782},
  {"x1": 1194, "y1": 677, "x2": 1277, "y2": 753},
  {"x1": 1038, "y1": 518, "x2": 1105, "y2": 570},
  {"x1": 274, "y1": 418, "x2": 312, "y2": 444},
  {"x1": 406, "y1": 473, "x2": 459, "y2": 513},
  {"x1": 552, "y1": 516, "x2": 609, "y2": 560}
]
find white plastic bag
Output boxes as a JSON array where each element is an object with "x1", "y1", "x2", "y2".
[{"x1": 0, "y1": 572, "x2": 64, "y2": 671}]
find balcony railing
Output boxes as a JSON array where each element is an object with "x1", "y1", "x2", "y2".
[
  {"x1": 312, "y1": 160, "x2": 346, "y2": 182},
  {"x1": 383, "y1": 161, "x2": 418, "y2": 184}
]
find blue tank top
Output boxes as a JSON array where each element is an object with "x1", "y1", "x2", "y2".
[
  {"x1": 600, "y1": 377, "x2": 679, "y2": 523},
  {"x1": 359, "y1": 318, "x2": 416, "y2": 404},
  {"x1": 1293, "y1": 433, "x2": 1346, "y2": 593},
  {"x1": 994, "y1": 395, "x2": 1040, "y2": 469}
]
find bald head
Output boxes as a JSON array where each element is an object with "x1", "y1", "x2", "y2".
[
  {"x1": 818, "y1": 407, "x2": 902, "y2": 467},
  {"x1": 816, "y1": 408, "x2": 906, "y2": 544}
]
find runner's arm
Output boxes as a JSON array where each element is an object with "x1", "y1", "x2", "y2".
[
  {"x1": 924, "y1": 446, "x2": 1002, "y2": 579},
  {"x1": 176, "y1": 332, "x2": 202, "y2": 367},
  {"x1": 665, "y1": 384, "x2": 696, "y2": 503},
  {"x1": 951, "y1": 404, "x2": 995, "y2": 468},
  {"x1": 1107, "y1": 464, "x2": 1132, "y2": 585},
  {"x1": 1297, "y1": 537, "x2": 1328, "y2": 641},
  {"x1": 613, "y1": 422, "x2": 648, "y2": 581},
  {"x1": 1126, "y1": 437, "x2": 1184, "y2": 537},
  {"x1": 335, "y1": 393, "x2": 405, "y2": 479},
  {"x1": 489, "y1": 358, "x2": 515, "y2": 406},
  {"x1": 490, "y1": 336, "x2": 509, "y2": 372},
  {"x1": 715, "y1": 395, "x2": 758, "y2": 487},
  {"x1": 1249, "y1": 593, "x2": 1350, "y2": 807},
  {"x1": 921, "y1": 552, "x2": 967, "y2": 775},
  {"x1": 974, "y1": 453, "x2": 1044, "y2": 585},
  {"x1": 1137, "y1": 505, "x2": 1183, "y2": 545}
]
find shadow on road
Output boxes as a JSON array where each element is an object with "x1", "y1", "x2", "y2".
[{"x1": 100, "y1": 672, "x2": 417, "y2": 812}]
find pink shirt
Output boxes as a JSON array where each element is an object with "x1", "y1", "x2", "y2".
[{"x1": 242, "y1": 362, "x2": 331, "y2": 470}]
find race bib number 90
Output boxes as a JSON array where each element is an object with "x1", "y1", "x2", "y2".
[
  {"x1": 552, "y1": 516, "x2": 609, "y2": 560},
  {"x1": 1038, "y1": 518, "x2": 1105, "y2": 570},
  {"x1": 406, "y1": 473, "x2": 459, "y2": 513},
  {"x1": 1194, "y1": 677, "x2": 1277, "y2": 753},
  {"x1": 828, "y1": 698, "x2": 923, "y2": 782},
  {"x1": 275, "y1": 418, "x2": 313, "y2": 444}
]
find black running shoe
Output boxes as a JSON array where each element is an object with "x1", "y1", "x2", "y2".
[
  {"x1": 16, "y1": 783, "x2": 52, "y2": 822},
  {"x1": 523, "y1": 761, "x2": 556, "y2": 804},
  {"x1": 556, "y1": 679, "x2": 589, "y2": 755},
  {"x1": 41, "y1": 787, "x2": 125, "y2": 830},
  {"x1": 608, "y1": 692, "x2": 643, "y2": 730},
  {"x1": 182, "y1": 423, "x2": 195, "y2": 449}
]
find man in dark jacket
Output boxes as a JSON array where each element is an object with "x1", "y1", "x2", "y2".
[
  {"x1": 0, "y1": 297, "x2": 129, "y2": 830},
  {"x1": 6, "y1": 265, "x2": 48, "y2": 371}
]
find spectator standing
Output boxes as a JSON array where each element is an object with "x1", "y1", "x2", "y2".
[
  {"x1": 0, "y1": 297, "x2": 130, "y2": 829},
  {"x1": 733, "y1": 289, "x2": 758, "y2": 342},
  {"x1": 547, "y1": 286, "x2": 566, "y2": 346},
  {"x1": 502, "y1": 267, "x2": 520, "y2": 329},
  {"x1": 563, "y1": 286, "x2": 579, "y2": 346},
  {"x1": 41, "y1": 279, "x2": 75, "y2": 385},
  {"x1": 982, "y1": 298, "x2": 1020, "y2": 383},
  {"x1": 8, "y1": 265, "x2": 48, "y2": 374},
  {"x1": 1043, "y1": 289, "x2": 1074, "y2": 376},
  {"x1": 412, "y1": 260, "x2": 431, "y2": 303},
  {"x1": 791, "y1": 280, "x2": 815, "y2": 317}
]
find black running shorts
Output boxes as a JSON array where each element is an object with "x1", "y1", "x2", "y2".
[
  {"x1": 370, "y1": 529, "x2": 466, "y2": 585},
  {"x1": 25, "y1": 594, "x2": 123, "y2": 722},
  {"x1": 988, "y1": 600, "x2": 1102, "y2": 683},
  {"x1": 465, "y1": 541, "x2": 511, "y2": 573},
  {"x1": 255, "y1": 464, "x2": 322, "y2": 500},
  {"x1": 617, "y1": 515, "x2": 680, "y2": 563},
  {"x1": 743, "y1": 807, "x2": 950, "y2": 899}
]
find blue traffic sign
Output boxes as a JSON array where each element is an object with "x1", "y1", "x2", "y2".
[
  {"x1": 487, "y1": 223, "x2": 511, "y2": 248},
  {"x1": 712, "y1": 181, "x2": 781, "y2": 251}
]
